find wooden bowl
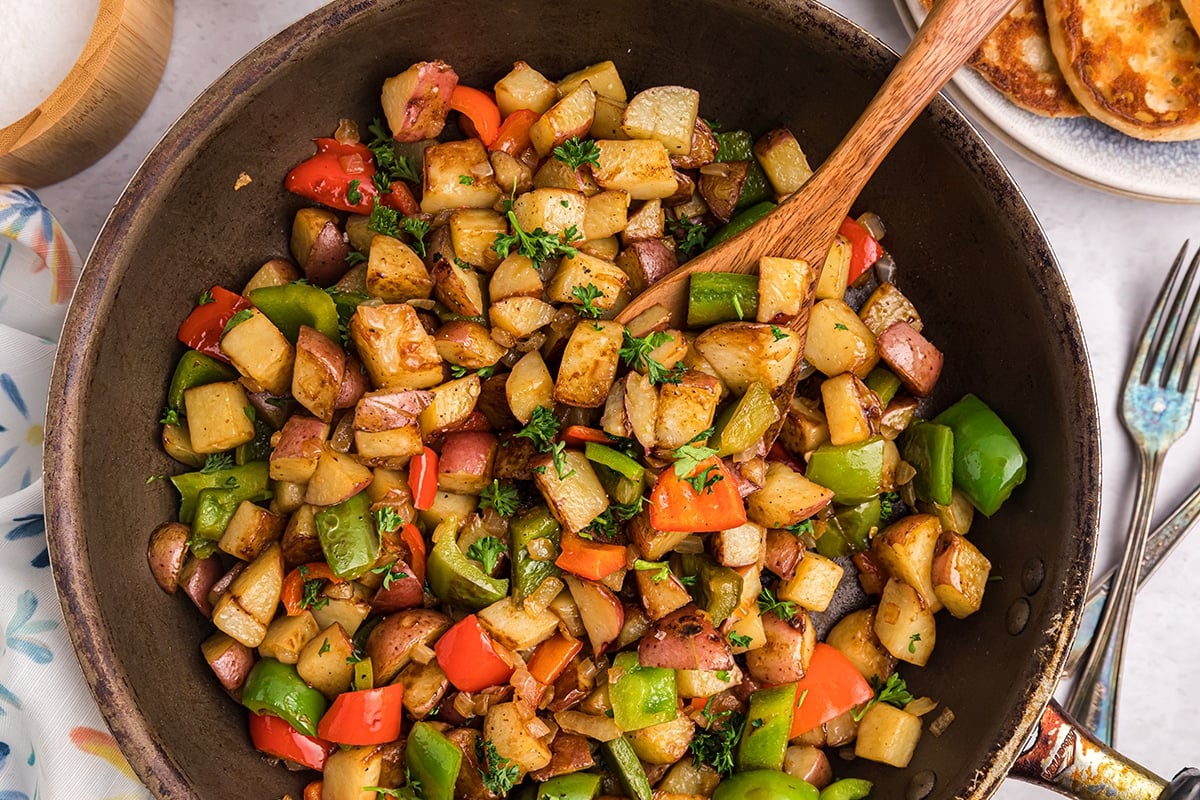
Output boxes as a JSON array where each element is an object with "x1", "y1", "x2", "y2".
[{"x1": 0, "y1": 0, "x2": 173, "y2": 187}]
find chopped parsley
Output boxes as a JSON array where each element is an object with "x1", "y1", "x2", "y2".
[
  {"x1": 346, "y1": 250, "x2": 368, "y2": 266},
  {"x1": 159, "y1": 408, "x2": 181, "y2": 427},
  {"x1": 515, "y1": 405, "x2": 561, "y2": 452},
  {"x1": 318, "y1": 638, "x2": 331, "y2": 655},
  {"x1": 684, "y1": 463, "x2": 723, "y2": 494},
  {"x1": 492, "y1": 211, "x2": 581, "y2": 264},
  {"x1": 366, "y1": 118, "x2": 420, "y2": 190},
  {"x1": 222, "y1": 309, "x2": 253, "y2": 334},
  {"x1": 401, "y1": 216, "x2": 430, "y2": 257},
  {"x1": 786, "y1": 518, "x2": 815, "y2": 537},
  {"x1": 689, "y1": 697, "x2": 745, "y2": 777},
  {"x1": 200, "y1": 452, "x2": 234, "y2": 473},
  {"x1": 367, "y1": 203, "x2": 403, "y2": 238},
  {"x1": 453, "y1": 256, "x2": 473, "y2": 271},
  {"x1": 458, "y1": 174, "x2": 474, "y2": 185},
  {"x1": 834, "y1": 322, "x2": 849, "y2": 331},
  {"x1": 570, "y1": 283, "x2": 605, "y2": 318},
  {"x1": 716, "y1": 670, "x2": 731, "y2": 682},
  {"x1": 370, "y1": 561, "x2": 409, "y2": 590},
  {"x1": 671, "y1": 427, "x2": 718, "y2": 480},
  {"x1": 373, "y1": 507, "x2": 403, "y2": 534},
  {"x1": 552, "y1": 136, "x2": 601, "y2": 170},
  {"x1": 301, "y1": 578, "x2": 328, "y2": 611},
  {"x1": 880, "y1": 491, "x2": 902, "y2": 518},
  {"x1": 198, "y1": 289, "x2": 214, "y2": 305},
  {"x1": 908, "y1": 632, "x2": 922, "y2": 654},
  {"x1": 757, "y1": 586, "x2": 797, "y2": 622},
  {"x1": 728, "y1": 631, "x2": 752, "y2": 648},
  {"x1": 666, "y1": 215, "x2": 709, "y2": 257},
  {"x1": 619, "y1": 329, "x2": 686, "y2": 385},
  {"x1": 852, "y1": 673, "x2": 915, "y2": 722},
  {"x1": 346, "y1": 179, "x2": 363, "y2": 205},
  {"x1": 466, "y1": 536, "x2": 506, "y2": 574},
  {"x1": 476, "y1": 738, "x2": 520, "y2": 796},
  {"x1": 479, "y1": 479, "x2": 519, "y2": 517},
  {"x1": 633, "y1": 559, "x2": 672, "y2": 583},
  {"x1": 770, "y1": 325, "x2": 788, "y2": 341}
]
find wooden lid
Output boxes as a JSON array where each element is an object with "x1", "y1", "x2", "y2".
[{"x1": 0, "y1": 0, "x2": 174, "y2": 187}]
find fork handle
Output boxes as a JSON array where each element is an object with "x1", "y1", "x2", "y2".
[{"x1": 1064, "y1": 450, "x2": 1165, "y2": 744}]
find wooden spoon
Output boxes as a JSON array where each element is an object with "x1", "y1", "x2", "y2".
[{"x1": 616, "y1": 0, "x2": 1018, "y2": 327}]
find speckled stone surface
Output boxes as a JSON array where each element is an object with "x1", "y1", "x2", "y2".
[{"x1": 36, "y1": 0, "x2": 1200, "y2": 796}]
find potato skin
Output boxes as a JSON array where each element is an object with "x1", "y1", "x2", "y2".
[
  {"x1": 745, "y1": 609, "x2": 815, "y2": 684},
  {"x1": 364, "y1": 608, "x2": 452, "y2": 683},
  {"x1": 638, "y1": 605, "x2": 734, "y2": 671}
]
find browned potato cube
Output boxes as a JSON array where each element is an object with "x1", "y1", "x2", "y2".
[
  {"x1": 546, "y1": 252, "x2": 629, "y2": 312},
  {"x1": 530, "y1": 82, "x2": 596, "y2": 157},
  {"x1": 820, "y1": 372, "x2": 882, "y2": 446},
  {"x1": 534, "y1": 451, "x2": 610, "y2": 533},
  {"x1": 184, "y1": 381, "x2": 257, "y2": 454},
  {"x1": 871, "y1": 514, "x2": 943, "y2": 612},
  {"x1": 593, "y1": 139, "x2": 678, "y2": 200},
  {"x1": 219, "y1": 501, "x2": 285, "y2": 561},
  {"x1": 747, "y1": 461, "x2": 834, "y2": 528},
  {"x1": 932, "y1": 531, "x2": 992, "y2": 618},
  {"x1": 583, "y1": 190, "x2": 631, "y2": 240},
  {"x1": 434, "y1": 320, "x2": 507, "y2": 369},
  {"x1": 711, "y1": 521, "x2": 767, "y2": 568},
  {"x1": 420, "y1": 139, "x2": 502, "y2": 213},
  {"x1": 512, "y1": 187, "x2": 588, "y2": 239},
  {"x1": 877, "y1": 321, "x2": 944, "y2": 398},
  {"x1": 489, "y1": 254, "x2": 544, "y2": 301},
  {"x1": 431, "y1": 259, "x2": 486, "y2": 318},
  {"x1": 418, "y1": 375, "x2": 481, "y2": 437},
  {"x1": 349, "y1": 303, "x2": 443, "y2": 389},
  {"x1": 874, "y1": 578, "x2": 936, "y2": 666},
  {"x1": 622, "y1": 199, "x2": 665, "y2": 243},
  {"x1": 778, "y1": 396, "x2": 830, "y2": 456},
  {"x1": 220, "y1": 310, "x2": 294, "y2": 396},
  {"x1": 753, "y1": 127, "x2": 814, "y2": 196},
  {"x1": 757, "y1": 256, "x2": 814, "y2": 323},
  {"x1": 779, "y1": 551, "x2": 845, "y2": 613},
  {"x1": 292, "y1": 326, "x2": 345, "y2": 422},
  {"x1": 554, "y1": 321, "x2": 623, "y2": 408},
  {"x1": 615, "y1": 239, "x2": 678, "y2": 294},
  {"x1": 381, "y1": 59, "x2": 457, "y2": 142},
  {"x1": 804, "y1": 298, "x2": 880, "y2": 378},
  {"x1": 654, "y1": 370, "x2": 721, "y2": 450},
  {"x1": 558, "y1": 60, "x2": 627, "y2": 101},
  {"x1": 506, "y1": 350, "x2": 555, "y2": 424},
  {"x1": 495, "y1": 60, "x2": 557, "y2": 116},
  {"x1": 817, "y1": 235, "x2": 852, "y2": 301},
  {"x1": 622, "y1": 86, "x2": 701, "y2": 155},
  {"x1": 859, "y1": 281, "x2": 923, "y2": 336},
  {"x1": 366, "y1": 234, "x2": 432, "y2": 301},
  {"x1": 258, "y1": 611, "x2": 320, "y2": 664}
]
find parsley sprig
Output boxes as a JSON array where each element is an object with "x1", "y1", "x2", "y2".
[
  {"x1": 571, "y1": 283, "x2": 605, "y2": 318},
  {"x1": 466, "y1": 536, "x2": 506, "y2": 574},
  {"x1": 688, "y1": 697, "x2": 745, "y2": 777},
  {"x1": 633, "y1": 559, "x2": 672, "y2": 583},
  {"x1": 200, "y1": 452, "x2": 234, "y2": 473},
  {"x1": 786, "y1": 518, "x2": 815, "y2": 537},
  {"x1": 476, "y1": 738, "x2": 520, "y2": 796},
  {"x1": 479, "y1": 479, "x2": 519, "y2": 517},
  {"x1": 757, "y1": 586, "x2": 797, "y2": 622},
  {"x1": 366, "y1": 118, "x2": 420, "y2": 190},
  {"x1": 666, "y1": 215, "x2": 710, "y2": 257},
  {"x1": 619, "y1": 330, "x2": 685, "y2": 385},
  {"x1": 370, "y1": 561, "x2": 410, "y2": 590},
  {"x1": 552, "y1": 136, "x2": 601, "y2": 170},
  {"x1": 492, "y1": 211, "x2": 581, "y2": 264},
  {"x1": 851, "y1": 673, "x2": 915, "y2": 722},
  {"x1": 373, "y1": 507, "x2": 403, "y2": 534},
  {"x1": 671, "y1": 427, "x2": 717, "y2": 480},
  {"x1": 728, "y1": 631, "x2": 752, "y2": 648},
  {"x1": 515, "y1": 406, "x2": 575, "y2": 480},
  {"x1": 401, "y1": 216, "x2": 430, "y2": 257}
]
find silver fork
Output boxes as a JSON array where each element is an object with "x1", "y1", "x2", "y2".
[{"x1": 1065, "y1": 241, "x2": 1200, "y2": 746}]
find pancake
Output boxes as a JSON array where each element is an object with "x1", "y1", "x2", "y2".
[
  {"x1": 919, "y1": 0, "x2": 1085, "y2": 117},
  {"x1": 1044, "y1": 0, "x2": 1200, "y2": 141}
]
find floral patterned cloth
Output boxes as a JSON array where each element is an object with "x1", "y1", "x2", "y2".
[{"x1": 0, "y1": 185, "x2": 151, "y2": 799}]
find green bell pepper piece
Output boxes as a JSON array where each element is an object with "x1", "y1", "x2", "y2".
[
  {"x1": 584, "y1": 442, "x2": 644, "y2": 484},
  {"x1": 675, "y1": 552, "x2": 743, "y2": 625},
  {"x1": 510, "y1": 504, "x2": 561, "y2": 608},
  {"x1": 248, "y1": 282, "x2": 341, "y2": 343},
  {"x1": 313, "y1": 491, "x2": 379, "y2": 580},
  {"x1": 713, "y1": 130, "x2": 773, "y2": 209},
  {"x1": 171, "y1": 461, "x2": 270, "y2": 525},
  {"x1": 805, "y1": 436, "x2": 886, "y2": 504},
  {"x1": 901, "y1": 421, "x2": 955, "y2": 506},
  {"x1": 814, "y1": 524, "x2": 850, "y2": 559},
  {"x1": 427, "y1": 517, "x2": 509, "y2": 610},
  {"x1": 736, "y1": 682, "x2": 797, "y2": 771},
  {"x1": 537, "y1": 772, "x2": 602, "y2": 800},
  {"x1": 189, "y1": 475, "x2": 270, "y2": 556},
  {"x1": 167, "y1": 350, "x2": 237, "y2": 411},
  {"x1": 819, "y1": 778, "x2": 874, "y2": 800},
  {"x1": 713, "y1": 770, "x2": 819, "y2": 800},
  {"x1": 405, "y1": 721, "x2": 462, "y2": 800},
  {"x1": 687, "y1": 272, "x2": 759, "y2": 328},
  {"x1": 865, "y1": 367, "x2": 902, "y2": 407},
  {"x1": 235, "y1": 417, "x2": 275, "y2": 465},
  {"x1": 827, "y1": 496, "x2": 882, "y2": 553},
  {"x1": 592, "y1": 461, "x2": 644, "y2": 507},
  {"x1": 241, "y1": 658, "x2": 327, "y2": 738},
  {"x1": 609, "y1": 651, "x2": 677, "y2": 732},
  {"x1": 711, "y1": 381, "x2": 779, "y2": 457},
  {"x1": 328, "y1": 289, "x2": 368, "y2": 340},
  {"x1": 600, "y1": 735, "x2": 652, "y2": 800},
  {"x1": 706, "y1": 200, "x2": 777, "y2": 250},
  {"x1": 934, "y1": 393, "x2": 1028, "y2": 516}
]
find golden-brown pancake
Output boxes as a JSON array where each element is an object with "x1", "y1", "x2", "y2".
[{"x1": 1044, "y1": 0, "x2": 1200, "y2": 141}]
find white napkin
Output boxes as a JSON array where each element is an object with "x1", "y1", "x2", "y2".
[{"x1": 0, "y1": 186, "x2": 151, "y2": 799}]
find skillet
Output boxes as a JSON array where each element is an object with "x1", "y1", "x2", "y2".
[{"x1": 42, "y1": 0, "x2": 1197, "y2": 797}]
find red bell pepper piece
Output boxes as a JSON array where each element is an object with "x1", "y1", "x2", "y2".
[
  {"x1": 248, "y1": 712, "x2": 335, "y2": 771},
  {"x1": 789, "y1": 643, "x2": 875, "y2": 737},
  {"x1": 555, "y1": 529, "x2": 628, "y2": 581},
  {"x1": 560, "y1": 425, "x2": 619, "y2": 447},
  {"x1": 315, "y1": 682, "x2": 405, "y2": 745},
  {"x1": 281, "y1": 562, "x2": 344, "y2": 616},
  {"x1": 450, "y1": 85, "x2": 502, "y2": 147},
  {"x1": 284, "y1": 138, "x2": 420, "y2": 216},
  {"x1": 177, "y1": 286, "x2": 252, "y2": 362},
  {"x1": 408, "y1": 446, "x2": 439, "y2": 511},
  {"x1": 435, "y1": 613, "x2": 514, "y2": 692},
  {"x1": 839, "y1": 216, "x2": 883, "y2": 284},
  {"x1": 649, "y1": 457, "x2": 747, "y2": 532},
  {"x1": 400, "y1": 522, "x2": 427, "y2": 585},
  {"x1": 526, "y1": 633, "x2": 584, "y2": 685},
  {"x1": 489, "y1": 108, "x2": 539, "y2": 156}
]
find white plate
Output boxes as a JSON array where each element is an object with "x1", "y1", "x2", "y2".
[{"x1": 894, "y1": 0, "x2": 1200, "y2": 203}]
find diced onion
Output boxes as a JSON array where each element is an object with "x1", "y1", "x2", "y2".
[
  {"x1": 856, "y1": 211, "x2": 887, "y2": 240},
  {"x1": 453, "y1": 692, "x2": 476, "y2": 718},
  {"x1": 577, "y1": 658, "x2": 598, "y2": 682},
  {"x1": 904, "y1": 696, "x2": 938, "y2": 717},
  {"x1": 410, "y1": 643, "x2": 435, "y2": 666},
  {"x1": 554, "y1": 710, "x2": 621, "y2": 742},
  {"x1": 675, "y1": 535, "x2": 705, "y2": 554},
  {"x1": 334, "y1": 118, "x2": 360, "y2": 145},
  {"x1": 525, "y1": 715, "x2": 552, "y2": 739},
  {"x1": 526, "y1": 538, "x2": 556, "y2": 562},
  {"x1": 929, "y1": 707, "x2": 956, "y2": 737},
  {"x1": 895, "y1": 460, "x2": 917, "y2": 485},
  {"x1": 524, "y1": 576, "x2": 564, "y2": 616}
]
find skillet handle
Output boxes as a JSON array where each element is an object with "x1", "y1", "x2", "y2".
[{"x1": 1009, "y1": 698, "x2": 1181, "y2": 799}]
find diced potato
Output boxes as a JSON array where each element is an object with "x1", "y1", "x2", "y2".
[
  {"x1": 712, "y1": 521, "x2": 767, "y2": 568},
  {"x1": 757, "y1": 256, "x2": 813, "y2": 324},
  {"x1": 932, "y1": 531, "x2": 992, "y2": 618},
  {"x1": 478, "y1": 596, "x2": 560, "y2": 651},
  {"x1": 874, "y1": 579, "x2": 936, "y2": 666},
  {"x1": 627, "y1": 712, "x2": 696, "y2": 764},
  {"x1": 745, "y1": 609, "x2": 816, "y2": 685},
  {"x1": 615, "y1": 239, "x2": 678, "y2": 294},
  {"x1": 490, "y1": 296, "x2": 557, "y2": 338},
  {"x1": 494, "y1": 60, "x2": 558, "y2": 116},
  {"x1": 675, "y1": 666, "x2": 743, "y2": 699},
  {"x1": 817, "y1": 235, "x2": 852, "y2": 301},
  {"x1": 583, "y1": 190, "x2": 631, "y2": 240},
  {"x1": 291, "y1": 326, "x2": 345, "y2": 423},
  {"x1": 305, "y1": 446, "x2": 373, "y2": 506},
  {"x1": 506, "y1": 350, "x2": 554, "y2": 424},
  {"x1": 211, "y1": 543, "x2": 283, "y2": 647},
  {"x1": 290, "y1": 208, "x2": 342, "y2": 276},
  {"x1": 381, "y1": 59, "x2": 457, "y2": 142},
  {"x1": 821, "y1": 373, "x2": 882, "y2": 446},
  {"x1": 854, "y1": 702, "x2": 923, "y2": 768},
  {"x1": 554, "y1": 321, "x2": 623, "y2": 408},
  {"x1": 418, "y1": 375, "x2": 481, "y2": 437},
  {"x1": 871, "y1": 514, "x2": 943, "y2": 612},
  {"x1": 161, "y1": 421, "x2": 203, "y2": 467},
  {"x1": 628, "y1": 510, "x2": 691, "y2": 562},
  {"x1": 183, "y1": 381, "x2": 257, "y2": 454},
  {"x1": 280, "y1": 504, "x2": 322, "y2": 564},
  {"x1": 779, "y1": 551, "x2": 845, "y2": 613},
  {"x1": 366, "y1": 233, "x2": 432, "y2": 301},
  {"x1": 583, "y1": 235, "x2": 620, "y2": 261},
  {"x1": 621, "y1": 199, "x2": 665, "y2": 244},
  {"x1": 417, "y1": 490, "x2": 479, "y2": 531},
  {"x1": 722, "y1": 606, "x2": 766, "y2": 655},
  {"x1": 590, "y1": 95, "x2": 629, "y2": 139},
  {"x1": 420, "y1": 139, "x2": 502, "y2": 213},
  {"x1": 437, "y1": 431, "x2": 497, "y2": 494},
  {"x1": 859, "y1": 281, "x2": 923, "y2": 336},
  {"x1": 753, "y1": 128, "x2": 814, "y2": 196},
  {"x1": 200, "y1": 632, "x2": 254, "y2": 693},
  {"x1": 784, "y1": 745, "x2": 833, "y2": 790},
  {"x1": 693, "y1": 322, "x2": 802, "y2": 395},
  {"x1": 490, "y1": 149, "x2": 533, "y2": 197},
  {"x1": 747, "y1": 461, "x2": 833, "y2": 529},
  {"x1": 323, "y1": 745, "x2": 384, "y2": 800},
  {"x1": 634, "y1": 565, "x2": 691, "y2": 621},
  {"x1": 512, "y1": 187, "x2": 588, "y2": 239},
  {"x1": 533, "y1": 450, "x2": 610, "y2": 533},
  {"x1": 805, "y1": 298, "x2": 880, "y2": 378},
  {"x1": 778, "y1": 396, "x2": 829, "y2": 456},
  {"x1": 653, "y1": 370, "x2": 722, "y2": 451},
  {"x1": 547, "y1": 252, "x2": 629, "y2": 313},
  {"x1": 434, "y1": 321, "x2": 506, "y2": 369},
  {"x1": 697, "y1": 161, "x2": 748, "y2": 223},
  {"x1": 258, "y1": 610, "x2": 319, "y2": 664},
  {"x1": 558, "y1": 60, "x2": 627, "y2": 101},
  {"x1": 530, "y1": 82, "x2": 596, "y2": 157},
  {"x1": 349, "y1": 303, "x2": 443, "y2": 389},
  {"x1": 485, "y1": 702, "x2": 553, "y2": 772},
  {"x1": 926, "y1": 488, "x2": 975, "y2": 535},
  {"x1": 297, "y1": 623, "x2": 356, "y2": 699},
  {"x1": 221, "y1": 310, "x2": 295, "y2": 395},
  {"x1": 489, "y1": 254, "x2": 544, "y2": 301},
  {"x1": 593, "y1": 139, "x2": 678, "y2": 200},
  {"x1": 397, "y1": 659, "x2": 449, "y2": 720},
  {"x1": 355, "y1": 424, "x2": 423, "y2": 466},
  {"x1": 218, "y1": 501, "x2": 285, "y2": 561},
  {"x1": 243, "y1": 258, "x2": 300, "y2": 294},
  {"x1": 622, "y1": 86, "x2": 700, "y2": 155},
  {"x1": 622, "y1": 371, "x2": 660, "y2": 451},
  {"x1": 823, "y1": 608, "x2": 895, "y2": 682},
  {"x1": 877, "y1": 321, "x2": 944, "y2": 398},
  {"x1": 431, "y1": 259, "x2": 486, "y2": 318}
]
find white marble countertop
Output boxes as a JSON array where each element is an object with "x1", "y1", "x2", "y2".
[{"x1": 36, "y1": 0, "x2": 1200, "y2": 797}]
